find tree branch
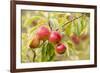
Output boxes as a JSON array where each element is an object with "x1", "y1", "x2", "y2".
[
  {"x1": 62, "y1": 14, "x2": 84, "y2": 27},
  {"x1": 56, "y1": 14, "x2": 84, "y2": 31}
]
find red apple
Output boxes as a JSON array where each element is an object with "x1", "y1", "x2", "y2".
[
  {"x1": 56, "y1": 43, "x2": 66, "y2": 54},
  {"x1": 49, "y1": 31, "x2": 62, "y2": 44},
  {"x1": 70, "y1": 34, "x2": 80, "y2": 44},
  {"x1": 36, "y1": 25, "x2": 50, "y2": 40}
]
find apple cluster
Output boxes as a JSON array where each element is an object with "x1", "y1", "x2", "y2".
[{"x1": 29, "y1": 25, "x2": 66, "y2": 54}]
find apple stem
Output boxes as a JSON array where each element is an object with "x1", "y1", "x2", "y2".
[
  {"x1": 48, "y1": 12, "x2": 53, "y2": 30},
  {"x1": 48, "y1": 20, "x2": 52, "y2": 30}
]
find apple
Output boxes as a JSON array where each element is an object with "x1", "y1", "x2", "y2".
[
  {"x1": 56, "y1": 43, "x2": 66, "y2": 54},
  {"x1": 29, "y1": 35, "x2": 40, "y2": 48},
  {"x1": 70, "y1": 34, "x2": 80, "y2": 44},
  {"x1": 49, "y1": 31, "x2": 62, "y2": 44},
  {"x1": 36, "y1": 25, "x2": 50, "y2": 40}
]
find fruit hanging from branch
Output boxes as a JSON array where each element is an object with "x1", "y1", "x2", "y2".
[
  {"x1": 29, "y1": 35, "x2": 40, "y2": 48},
  {"x1": 49, "y1": 31, "x2": 62, "y2": 44},
  {"x1": 70, "y1": 33, "x2": 80, "y2": 44},
  {"x1": 55, "y1": 43, "x2": 66, "y2": 54},
  {"x1": 36, "y1": 25, "x2": 51, "y2": 40}
]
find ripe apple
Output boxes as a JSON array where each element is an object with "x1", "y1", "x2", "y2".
[
  {"x1": 36, "y1": 25, "x2": 50, "y2": 40},
  {"x1": 29, "y1": 35, "x2": 40, "y2": 48},
  {"x1": 56, "y1": 43, "x2": 66, "y2": 54},
  {"x1": 49, "y1": 31, "x2": 62, "y2": 44},
  {"x1": 70, "y1": 33, "x2": 80, "y2": 44}
]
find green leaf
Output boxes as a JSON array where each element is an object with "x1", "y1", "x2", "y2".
[
  {"x1": 47, "y1": 43, "x2": 55, "y2": 61},
  {"x1": 41, "y1": 41, "x2": 55, "y2": 62},
  {"x1": 65, "y1": 23, "x2": 72, "y2": 36}
]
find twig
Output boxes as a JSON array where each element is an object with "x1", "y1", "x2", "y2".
[
  {"x1": 56, "y1": 14, "x2": 84, "y2": 31},
  {"x1": 31, "y1": 49, "x2": 36, "y2": 62},
  {"x1": 62, "y1": 14, "x2": 84, "y2": 27},
  {"x1": 49, "y1": 20, "x2": 52, "y2": 30},
  {"x1": 48, "y1": 13, "x2": 52, "y2": 30}
]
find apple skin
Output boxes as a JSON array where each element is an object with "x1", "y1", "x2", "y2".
[
  {"x1": 56, "y1": 43, "x2": 66, "y2": 54},
  {"x1": 29, "y1": 35, "x2": 40, "y2": 48},
  {"x1": 49, "y1": 31, "x2": 62, "y2": 44},
  {"x1": 36, "y1": 26, "x2": 50, "y2": 40},
  {"x1": 70, "y1": 34, "x2": 80, "y2": 44}
]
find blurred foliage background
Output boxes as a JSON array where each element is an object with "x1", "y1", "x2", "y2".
[{"x1": 21, "y1": 10, "x2": 90, "y2": 63}]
